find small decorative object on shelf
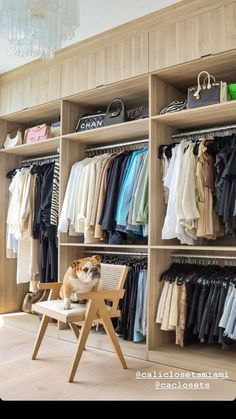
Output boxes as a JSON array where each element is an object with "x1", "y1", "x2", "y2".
[
  {"x1": 160, "y1": 100, "x2": 187, "y2": 115},
  {"x1": 228, "y1": 83, "x2": 236, "y2": 100}
]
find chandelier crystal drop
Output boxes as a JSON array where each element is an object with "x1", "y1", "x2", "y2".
[{"x1": 0, "y1": 0, "x2": 80, "y2": 59}]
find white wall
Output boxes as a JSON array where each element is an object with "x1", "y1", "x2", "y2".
[
  {"x1": 0, "y1": 0, "x2": 181, "y2": 73},
  {"x1": 74, "y1": 0, "x2": 181, "y2": 42}
]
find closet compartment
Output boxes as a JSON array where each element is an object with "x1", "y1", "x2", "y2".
[
  {"x1": 59, "y1": 84, "x2": 149, "y2": 248},
  {"x1": 1, "y1": 152, "x2": 60, "y2": 313},
  {"x1": 150, "y1": 69, "x2": 236, "y2": 249},
  {"x1": 0, "y1": 102, "x2": 62, "y2": 314},
  {"x1": 60, "y1": 31, "x2": 148, "y2": 97},
  {"x1": 59, "y1": 137, "x2": 149, "y2": 247},
  {"x1": 0, "y1": 101, "x2": 61, "y2": 154},
  {"x1": 153, "y1": 122, "x2": 236, "y2": 249},
  {"x1": 149, "y1": 1, "x2": 236, "y2": 72},
  {"x1": 61, "y1": 76, "x2": 149, "y2": 138},
  {"x1": 58, "y1": 245, "x2": 148, "y2": 360},
  {"x1": 0, "y1": 152, "x2": 29, "y2": 313},
  {"x1": 148, "y1": 248, "x2": 236, "y2": 377}
]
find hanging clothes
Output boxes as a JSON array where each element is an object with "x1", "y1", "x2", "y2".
[
  {"x1": 156, "y1": 261, "x2": 236, "y2": 347},
  {"x1": 101, "y1": 255, "x2": 148, "y2": 342},
  {"x1": 58, "y1": 148, "x2": 149, "y2": 245},
  {"x1": 158, "y1": 135, "x2": 236, "y2": 244},
  {"x1": 6, "y1": 160, "x2": 59, "y2": 285}
]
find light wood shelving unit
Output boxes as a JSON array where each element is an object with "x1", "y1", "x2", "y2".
[
  {"x1": 60, "y1": 243, "x2": 148, "y2": 248},
  {"x1": 1, "y1": 39, "x2": 236, "y2": 363},
  {"x1": 147, "y1": 65, "x2": 236, "y2": 360},
  {"x1": 62, "y1": 119, "x2": 149, "y2": 144},
  {"x1": 0, "y1": 137, "x2": 60, "y2": 156},
  {"x1": 152, "y1": 100, "x2": 236, "y2": 129},
  {"x1": 3, "y1": 100, "x2": 61, "y2": 124},
  {"x1": 151, "y1": 245, "x2": 236, "y2": 251}
]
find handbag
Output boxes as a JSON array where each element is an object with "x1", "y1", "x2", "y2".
[
  {"x1": 4, "y1": 128, "x2": 22, "y2": 149},
  {"x1": 22, "y1": 289, "x2": 50, "y2": 314},
  {"x1": 24, "y1": 124, "x2": 52, "y2": 144},
  {"x1": 75, "y1": 98, "x2": 126, "y2": 132},
  {"x1": 76, "y1": 110, "x2": 106, "y2": 132},
  {"x1": 126, "y1": 104, "x2": 149, "y2": 121},
  {"x1": 103, "y1": 98, "x2": 125, "y2": 126},
  {"x1": 50, "y1": 115, "x2": 61, "y2": 137},
  {"x1": 187, "y1": 71, "x2": 228, "y2": 109}
]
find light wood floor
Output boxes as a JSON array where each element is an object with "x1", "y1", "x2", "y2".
[{"x1": 0, "y1": 313, "x2": 235, "y2": 401}]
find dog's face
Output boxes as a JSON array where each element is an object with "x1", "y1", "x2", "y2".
[{"x1": 70, "y1": 255, "x2": 101, "y2": 284}]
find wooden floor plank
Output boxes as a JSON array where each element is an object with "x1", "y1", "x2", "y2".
[{"x1": 0, "y1": 314, "x2": 235, "y2": 401}]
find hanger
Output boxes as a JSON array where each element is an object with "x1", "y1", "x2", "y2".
[{"x1": 6, "y1": 168, "x2": 19, "y2": 179}]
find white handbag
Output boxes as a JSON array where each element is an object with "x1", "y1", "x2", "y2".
[{"x1": 4, "y1": 129, "x2": 23, "y2": 149}]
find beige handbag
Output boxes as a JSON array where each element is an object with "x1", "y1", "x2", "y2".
[{"x1": 4, "y1": 128, "x2": 22, "y2": 149}]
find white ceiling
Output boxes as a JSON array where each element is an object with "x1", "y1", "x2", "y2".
[{"x1": 0, "y1": 0, "x2": 180, "y2": 74}]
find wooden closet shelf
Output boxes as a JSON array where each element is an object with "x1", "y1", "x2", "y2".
[
  {"x1": 152, "y1": 101, "x2": 236, "y2": 129},
  {"x1": 151, "y1": 245, "x2": 236, "y2": 251},
  {"x1": 0, "y1": 100, "x2": 61, "y2": 124},
  {"x1": 0, "y1": 137, "x2": 60, "y2": 157},
  {"x1": 60, "y1": 243, "x2": 148, "y2": 249},
  {"x1": 62, "y1": 119, "x2": 149, "y2": 144}
]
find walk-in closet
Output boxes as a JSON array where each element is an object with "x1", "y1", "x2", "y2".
[{"x1": 0, "y1": 0, "x2": 236, "y2": 401}]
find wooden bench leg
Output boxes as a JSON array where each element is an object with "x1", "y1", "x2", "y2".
[
  {"x1": 32, "y1": 315, "x2": 50, "y2": 360},
  {"x1": 99, "y1": 303, "x2": 127, "y2": 369},
  {"x1": 68, "y1": 301, "x2": 97, "y2": 383}
]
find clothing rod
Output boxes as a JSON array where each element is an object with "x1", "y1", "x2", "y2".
[
  {"x1": 172, "y1": 124, "x2": 236, "y2": 140},
  {"x1": 85, "y1": 139, "x2": 149, "y2": 153},
  {"x1": 21, "y1": 153, "x2": 60, "y2": 164},
  {"x1": 84, "y1": 250, "x2": 148, "y2": 256},
  {"x1": 172, "y1": 254, "x2": 236, "y2": 260}
]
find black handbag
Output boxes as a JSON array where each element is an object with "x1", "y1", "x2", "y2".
[
  {"x1": 187, "y1": 71, "x2": 228, "y2": 109},
  {"x1": 75, "y1": 98, "x2": 126, "y2": 132},
  {"x1": 75, "y1": 110, "x2": 105, "y2": 132},
  {"x1": 126, "y1": 104, "x2": 149, "y2": 121},
  {"x1": 103, "y1": 98, "x2": 125, "y2": 126}
]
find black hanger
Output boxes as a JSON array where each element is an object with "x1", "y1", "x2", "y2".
[
  {"x1": 6, "y1": 168, "x2": 19, "y2": 179},
  {"x1": 158, "y1": 145, "x2": 166, "y2": 159},
  {"x1": 193, "y1": 141, "x2": 200, "y2": 156},
  {"x1": 165, "y1": 143, "x2": 177, "y2": 159}
]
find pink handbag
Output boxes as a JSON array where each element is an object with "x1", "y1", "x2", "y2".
[{"x1": 24, "y1": 124, "x2": 52, "y2": 144}]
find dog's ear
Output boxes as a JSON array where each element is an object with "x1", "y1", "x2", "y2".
[
  {"x1": 92, "y1": 255, "x2": 101, "y2": 264},
  {"x1": 71, "y1": 260, "x2": 78, "y2": 269}
]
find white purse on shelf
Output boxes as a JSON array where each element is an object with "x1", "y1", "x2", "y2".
[{"x1": 4, "y1": 129, "x2": 23, "y2": 149}]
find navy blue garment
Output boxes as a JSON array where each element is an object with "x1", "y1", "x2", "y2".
[
  {"x1": 99, "y1": 152, "x2": 130, "y2": 232},
  {"x1": 102, "y1": 255, "x2": 147, "y2": 341}
]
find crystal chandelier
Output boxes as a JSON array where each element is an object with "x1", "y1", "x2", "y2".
[{"x1": 0, "y1": 0, "x2": 80, "y2": 59}]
